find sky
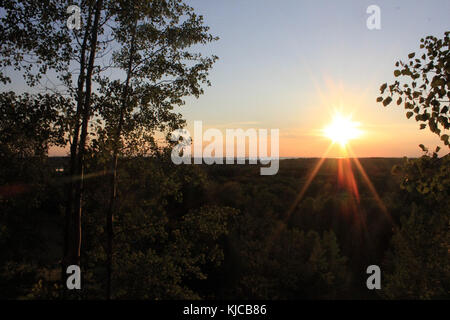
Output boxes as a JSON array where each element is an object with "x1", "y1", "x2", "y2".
[
  {"x1": 178, "y1": 0, "x2": 450, "y2": 157},
  {"x1": 4, "y1": 1, "x2": 448, "y2": 158}
]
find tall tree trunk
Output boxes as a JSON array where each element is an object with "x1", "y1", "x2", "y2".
[
  {"x1": 68, "y1": 0, "x2": 103, "y2": 277},
  {"x1": 62, "y1": 5, "x2": 93, "y2": 291},
  {"x1": 105, "y1": 21, "x2": 137, "y2": 299}
]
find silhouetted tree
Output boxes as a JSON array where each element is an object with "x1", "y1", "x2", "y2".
[
  {"x1": 377, "y1": 32, "x2": 449, "y2": 147},
  {"x1": 377, "y1": 32, "x2": 450, "y2": 299}
]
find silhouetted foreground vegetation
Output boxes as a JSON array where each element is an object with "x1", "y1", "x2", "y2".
[{"x1": 1, "y1": 155, "x2": 448, "y2": 299}]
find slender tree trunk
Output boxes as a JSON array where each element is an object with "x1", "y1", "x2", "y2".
[
  {"x1": 62, "y1": 5, "x2": 93, "y2": 290},
  {"x1": 106, "y1": 21, "x2": 137, "y2": 300},
  {"x1": 69, "y1": 0, "x2": 103, "y2": 277}
]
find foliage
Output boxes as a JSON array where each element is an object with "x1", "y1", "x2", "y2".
[
  {"x1": 0, "y1": 0, "x2": 219, "y2": 298},
  {"x1": 94, "y1": 0, "x2": 218, "y2": 157},
  {"x1": 376, "y1": 32, "x2": 450, "y2": 300},
  {"x1": 392, "y1": 153, "x2": 450, "y2": 202},
  {"x1": 0, "y1": 91, "x2": 68, "y2": 159},
  {"x1": 377, "y1": 32, "x2": 450, "y2": 146},
  {"x1": 382, "y1": 205, "x2": 449, "y2": 299},
  {"x1": 383, "y1": 154, "x2": 450, "y2": 299},
  {"x1": 234, "y1": 226, "x2": 350, "y2": 299},
  {"x1": 1, "y1": 155, "x2": 404, "y2": 299},
  {"x1": 65, "y1": 151, "x2": 237, "y2": 299},
  {"x1": 0, "y1": 0, "x2": 73, "y2": 86}
]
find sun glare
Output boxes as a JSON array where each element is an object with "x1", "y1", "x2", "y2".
[{"x1": 323, "y1": 113, "x2": 362, "y2": 147}]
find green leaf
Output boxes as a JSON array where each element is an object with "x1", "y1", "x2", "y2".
[
  {"x1": 394, "y1": 70, "x2": 401, "y2": 77},
  {"x1": 431, "y1": 77, "x2": 444, "y2": 88},
  {"x1": 419, "y1": 144, "x2": 428, "y2": 152},
  {"x1": 382, "y1": 96, "x2": 392, "y2": 107},
  {"x1": 408, "y1": 52, "x2": 415, "y2": 59},
  {"x1": 406, "y1": 112, "x2": 413, "y2": 119}
]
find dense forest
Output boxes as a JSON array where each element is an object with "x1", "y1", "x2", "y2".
[{"x1": 0, "y1": 155, "x2": 448, "y2": 299}]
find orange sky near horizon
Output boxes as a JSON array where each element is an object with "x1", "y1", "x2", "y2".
[{"x1": 48, "y1": 76, "x2": 448, "y2": 159}]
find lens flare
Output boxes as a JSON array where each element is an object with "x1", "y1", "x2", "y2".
[{"x1": 323, "y1": 113, "x2": 362, "y2": 146}]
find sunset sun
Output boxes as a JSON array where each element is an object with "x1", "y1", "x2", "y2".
[{"x1": 323, "y1": 112, "x2": 362, "y2": 147}]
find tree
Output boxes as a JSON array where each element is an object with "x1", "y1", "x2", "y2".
[
  {"x1": 234, "y1": 226, "x2": 350, "y2": 299},
  {"x1": 377, "y1": 32, "x2": 449, "y2": 147},
  {"x1": 0, "y1": 1, "x2": 218, "y2": 296},
  {"x1": 0, "y1": 92, "x2": 67, "y2": 299},
  {"x1": 387, "y1": 211, "x2": 449, "y2": 299},
  {"x1": 0, "y1": 0, "x2": 112, "y2": 285},
  {"x1": 74, "y1": 150, "x2": 237, "y2": 299},
  {"x1": 91, "y1": 0, "x2": 218, "y2": 298},
  {"x1": 0, "y1": 92, "x2": 68, "y2": 159},
  {"x1": 0, "y1": 0, "x2": 72, "y2": 87},
  {"x1": 376, "y1": 32, "x2": 450, "y2": 299}
]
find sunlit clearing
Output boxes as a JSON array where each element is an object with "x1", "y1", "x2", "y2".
[{"x1": 323, "y1": 112, "x2": 362, "y2": 147}]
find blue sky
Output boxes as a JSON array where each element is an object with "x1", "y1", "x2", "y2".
[{"x1": 180, "y1": 0, "x2": 450, "y2": 157}]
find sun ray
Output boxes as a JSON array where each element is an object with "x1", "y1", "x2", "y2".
[
  {"x1": 338, "y1": 157, "x2": 360, "y2": 202},
  {"x1": 346, "y1": 144, "x2": 396, "y2": 228},
  {"x1": 285, "y1": 142, "x2": 334, "y2": 219},
  {"x1": 267, "y1": 143, "x2": 335, "y2": 246}
]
